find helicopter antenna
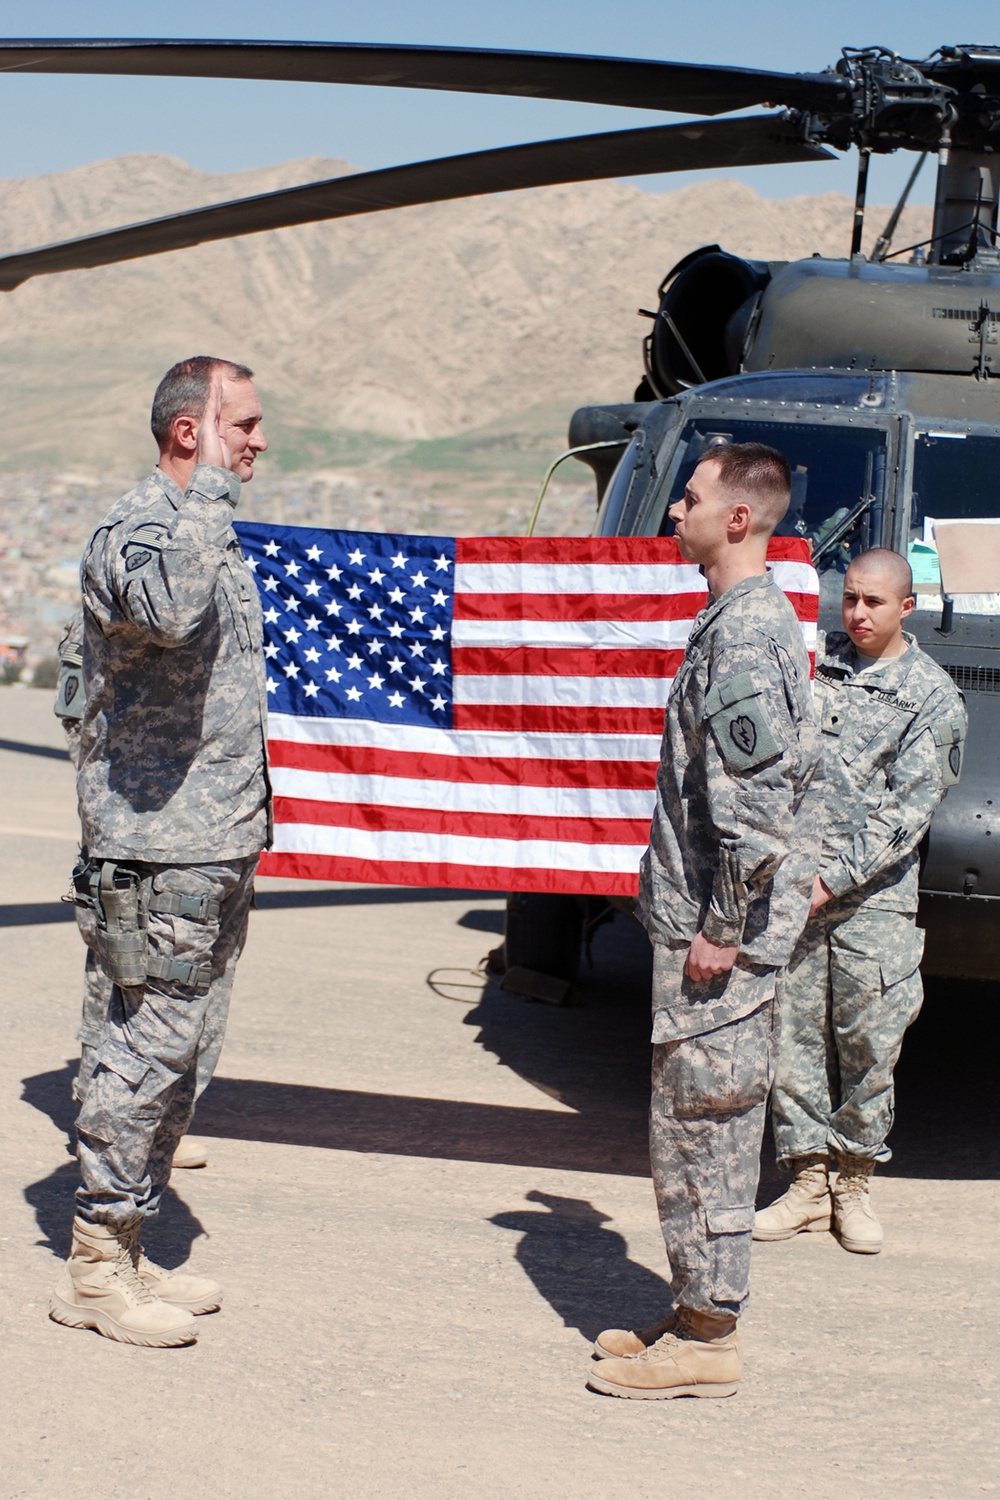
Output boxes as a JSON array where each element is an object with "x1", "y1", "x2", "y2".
[
  {"x1": 850, "y1": 147, "x2": 871, "y2": 258},
  {"x1": 873, "y1": 152, "x2": 928, "y2": 262}
]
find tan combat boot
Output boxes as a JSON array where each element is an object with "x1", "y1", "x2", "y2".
[
  {"x1": 171, "y1": 1136, "x2": 209, "y2": 1170},
  {"x1": 832, "y1": 1154, "x2": 882, "y2": 1254},
  {"x1": 124, "y1": 1224, "x2": 223, "y2": 1315},
  {"x1": 50, "y1": 1218, "x2": 198, "y2": 1346},
  {"x1": 593, "y1": 1311, "x2": 680, "y2": 1359},
  {"x1": 753, "y1": 1154, "x2": 832, "y2": 1241},
  {"x1": 587, "y1": 1307, "x2": 741, "y2": 1399}
]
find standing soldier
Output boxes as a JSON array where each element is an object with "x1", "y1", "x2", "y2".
[
  {"x1": 754, "y1": 549, "x2": 966, "y2": 1253},
  {"x1": 588, "y1": 443, "x2": 823, "y2": 1401},
  {"x1": 50, "y1": 357, "x2": 270, "y2": 1347},
  {"x1": 55, "y1": 611, "x2": 210, "y2": 1168}
]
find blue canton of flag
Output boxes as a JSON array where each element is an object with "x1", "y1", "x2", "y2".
[{"x1": 234, "y1": 523, "x2": 456, "y2": 728}]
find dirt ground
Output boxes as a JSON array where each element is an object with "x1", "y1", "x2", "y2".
[{"x1": 1, "y1": 684, "x2": 997, "y2": 1500}]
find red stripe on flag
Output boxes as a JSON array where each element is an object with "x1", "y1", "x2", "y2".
[
  {"x1": 781, "y1": 590, "x2": 820, "y2": 621},
  {"x1": 456, "y1": 535, "x2": 687, "y2": 565},
  {"x1": 273, "y1": 795, "x2": 651, "y2": 846},
  {"x1": 451, "y1": 646, "x2": 686, "y2": 678},
  {"x1": 267, "y1": 738, "x2": 660, "y2": 790},
  {"x1": 455, "y1": 534, "x2": 814, "y2": 566},
  {"x1": 258, "y1": 848, "x2": 641, "y2": 897},
  {"x1": 452, "y1": 704, "x2": 667, "y2": 734},
  {"x1": 453, "y1": 591, "x2": 707, "y2": 622}
]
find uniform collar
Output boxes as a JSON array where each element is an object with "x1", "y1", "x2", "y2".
[
  {"x1": 821, "y1": 631, "x2": 919, "y2": 689},
  {"x1": 151, "y1": 466, "x2": 187, "y2": 511},
  {"x1": 690, "y1": 569, "x2": 774, "y2": 644}
]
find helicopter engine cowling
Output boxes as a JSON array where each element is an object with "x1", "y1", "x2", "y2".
[
  {"x1": 641, "y1": 245, "x2": 774, "y2": 396},
  {"x1": 742, "y1": 257, "x2": 1000, "y2": 376}
]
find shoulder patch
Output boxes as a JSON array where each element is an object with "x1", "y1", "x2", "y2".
[
  {"x1": 932, "y1": 718, "x2": 966, "y2": 787},
  {"x1": 706, "y1": 671, "x2": 783, "y2": 772}
]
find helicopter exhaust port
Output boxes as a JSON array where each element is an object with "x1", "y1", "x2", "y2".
[{"x1": 638, "y1": 245, "x2": 776, "y2": 398}]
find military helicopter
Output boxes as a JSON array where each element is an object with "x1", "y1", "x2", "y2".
[{"x1": 0, "y1": 38, "x2": 996, "y2": 980}]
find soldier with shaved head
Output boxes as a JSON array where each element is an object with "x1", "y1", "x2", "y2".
[{"x1": 755, "y1": 547, "x2": 967, "y2": 1254}]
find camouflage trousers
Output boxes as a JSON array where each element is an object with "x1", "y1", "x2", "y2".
[
  {"x1": 72, "y1": 900, "x2": 217, "y2": 1109},
  {"x1": 75, "y1": 856, "x2": 257, "y2": 1227},
  {"x1": 771, "y1": 901, "x2": 924, "y2": 1165},
  {"x1": 650, "y1": 943, "x2": 778, "y2": 1319}
]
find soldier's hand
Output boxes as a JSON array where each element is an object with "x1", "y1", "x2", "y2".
[
  {"x1": 685, "y1": 931, "x2": 739, "y2": 982},
  {"x1": 808, "y1": 875, "x2": 834, "y2": 918},
  {"x1": 195, "y1": 371, "x2": 232, "y2": 472}
]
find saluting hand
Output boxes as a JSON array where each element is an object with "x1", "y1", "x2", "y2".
[{"x1": 194, "y1": 372, "x2": 232, "y2": 472}]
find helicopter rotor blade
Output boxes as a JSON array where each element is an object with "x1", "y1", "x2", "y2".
[
  {"x1": 0, "y1": 115, "x2": 833, "y2": 292},
  {"x1": 0, "y1": 37, "x2": 852, "y2": 116}
]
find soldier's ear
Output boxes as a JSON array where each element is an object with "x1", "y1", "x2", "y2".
[
  {"x1": 727, "y1": 501, "x2": 752, "y2": 538},
  {"x1": 901, "y1": 593, "x2": 916, "y2": 620},
  {"x1": 170, "y1": 412, "x2": 199, "y2": 455}
]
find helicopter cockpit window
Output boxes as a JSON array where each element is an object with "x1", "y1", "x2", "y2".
[
  {"x1": 909, "y1": 432, "x2": 1000, "y2": 613},
  {"x1": 655, "y1": 419, "x2": 889, "y2": 613}
]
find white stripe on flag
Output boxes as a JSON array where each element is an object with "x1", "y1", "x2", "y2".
[
  {"x1": 453, "y1": 674, "x2": 670, "y2": 708},
  {"x1": 455, "y1": 561, "x2": 706, "y2": 595},
  {"x1": 271, "y1": 767, "x2": 657, "y2": 819},
  {"x1": 451, "y1": 618, "x2": 693, "y2": 648},
  {"x1": 271, "y1": 821, "x2": 645, "y2": 873},
  {"x1": 267, "y1": 713, "x2": 664, "y2": 762},
  {"x1": 769, "y1": 560, "x2": 821, "y2": 594}
]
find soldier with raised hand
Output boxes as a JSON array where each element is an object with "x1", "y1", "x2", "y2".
[
  {"x1": 588, "y1": 443, "x2": 823, "y2": 1401},
  {"x1": 754, "y1": 549, "x2": 966, "y2": 1254},
  {"x1": 50, "y1": 356, "x2": 270, "y2": 1347}
]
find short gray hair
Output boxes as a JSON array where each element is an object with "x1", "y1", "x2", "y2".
[{"x1": 150, "y1": 355, "x2": 254, "y2": 448}]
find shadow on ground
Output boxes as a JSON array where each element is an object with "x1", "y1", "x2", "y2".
[
  {"x1": 21, "y1": 1060, "x2": 207, "y2": 1267},
  {"x1": 21, "y1": 916, "x2": 998, "y2": 1281},
  {"x1": 490, "y1": 1190, "x2": 671, "y2": 1341}
]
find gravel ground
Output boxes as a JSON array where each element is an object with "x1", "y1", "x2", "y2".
[{"x1": 1, "y1": 685, "x2": 997, "y2": 1499}]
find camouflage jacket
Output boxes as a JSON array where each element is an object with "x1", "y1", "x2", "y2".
[
  {"x1": 78, "y1": 465, "x2": 271, "y2": 863},
  {"x1": 815, "y1": 631, "x2": 967, "y2": 912},
  {"x1": 639, "y1": 570, "x2": 824, "y2": 968}
]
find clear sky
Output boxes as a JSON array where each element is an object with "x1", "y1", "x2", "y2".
[{"x1": 0, "y1": 0, "x2": 997, "y2": 209}]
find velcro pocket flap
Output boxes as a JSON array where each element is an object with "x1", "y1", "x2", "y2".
[
  {"x1": 705, "y1": 671, "x2": 782, "y2": 772},
  {"x1": 706, "y1": 1204, "x2": 756, "y2": 1235},
  {"x1": 95, "y1": 1038, "x2": 149, "y2": 1087}
]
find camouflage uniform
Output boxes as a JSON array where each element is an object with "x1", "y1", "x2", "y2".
[
  {"x1": 772, "y1": 632, "x2": 967, "y2": 1164},
  {"x1": 639, "y1": 572, "x2": 823, "y2": 1317},
  {"x1": 73, "y1": 464, "x2": 270, "y2": 1227},
  {"x1": 54, "y1": 609, "x2": 228, "y2": 1109},
  {"x1": 54, "y1": 610, "x2": 114, "y2": 1103}
]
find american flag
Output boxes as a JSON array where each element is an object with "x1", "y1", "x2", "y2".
[{"x1": 234, "y1": 524, "x2": 818, "y2": 896}]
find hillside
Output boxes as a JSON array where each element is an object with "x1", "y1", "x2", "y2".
[
  {"x1": 0, "y1": 153, "x2": 931, "y2": 665},
  {"x1": 0, "y1": 153, "x2": 930, "y2": 470}
]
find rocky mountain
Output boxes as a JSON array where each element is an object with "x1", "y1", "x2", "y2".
[{"x1": 0, "y1": 153, "x2": 931, "y2": 472}]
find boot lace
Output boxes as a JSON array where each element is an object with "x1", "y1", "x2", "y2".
[
  {"x1": 123, "y1": 1222, "x2": 175, "y2": 1283},
  {"x1": 835, "y1": 1162, "x2": 874, "y2": 1203},
  {"x1": 634, "y1": 1310, "x2": 695, "y2": 1361},
  {"x1": 108, "y1": 1240, "x2": 158, "y2": 1305}
]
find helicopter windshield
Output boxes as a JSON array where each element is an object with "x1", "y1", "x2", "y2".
[
  {"x1": 655, "y1": 418, "x2": 889, "y2": 612},
  {"x1": 908, "y1": 432, "x2": 1000, "y2": 613}
]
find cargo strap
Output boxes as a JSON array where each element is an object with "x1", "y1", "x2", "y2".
[
  {"x1": 146, "y1": 955, "x2": 212, "y2": 991},
  {"x1": 146, "y1": 891, "x2": 221, "y2": 923}
]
